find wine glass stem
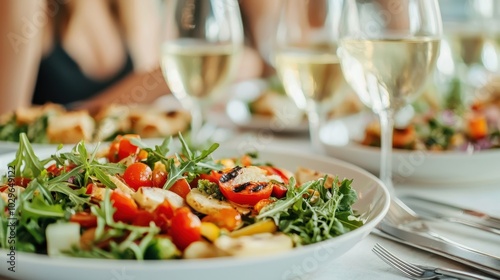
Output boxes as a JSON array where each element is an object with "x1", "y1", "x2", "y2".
[
  {"x1": 306, "y1": 101, "x2": 325, "y2": 151},
  {"x1": 190, "y1": 99, "x2": 204, "y2": 147},
  {"x1": 378, "y1": 109, "x2": 395, "y2": 195}
]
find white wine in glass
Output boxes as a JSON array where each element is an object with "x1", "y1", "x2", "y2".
[
  {"x1": 160, "y1": 0, "x2": 243, "y2": 146},
  {"x1": 274, "y1": 0, "x2": 348, "y2": 150},
  {"x1": 338, "y1": 0, "x2": 442, "y2": 193},
  {"x1": 340, "y1": 38, "x2": 440, "y2": 112}
]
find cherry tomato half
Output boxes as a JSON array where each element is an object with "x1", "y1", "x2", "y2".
[
  {"x1": 152, "y1": 169, "x2": 167, "y2": 188},
  {"x1": 169, "y1": 179, "x2": 191, "y2": 199},
  {"x1": 118, "y1": 135, "x2": 140, "y2": 161},
  {"x1": 153, "y1": 200, "x2": 175, "y2": 232},
  {"x1": 170, "y1": 207, "x2": 201, "y2": 250},
  {"x1": 219, "y1": 181, "x2": 273, "y2": 206},
  {"x1": 123, "y1": 162, "x2": 153, "y2": 191},
  {"x1": 110, "y1": 191, "x2": 139, "y2": 223},
  {"x1": 107, "y1": 135, "x2": 140, "y2": 163}
]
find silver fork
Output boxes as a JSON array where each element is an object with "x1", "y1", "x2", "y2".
[{"x1": 372, "y1": 243, "x2": 494, "y2": 280}]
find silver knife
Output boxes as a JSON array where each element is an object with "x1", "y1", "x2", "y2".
[
  {"x1": 403, "y1": 196, "x2": 500, "y2": 230},
  {"x1": 405, "y1": 203, "x2": 500, "y2": 235},
  {"x1": 376, "y1": 222, "x2": 500, "y2": 278}
]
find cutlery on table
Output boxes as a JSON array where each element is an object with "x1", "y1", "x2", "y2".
[
  {"x1": 372, "y1": 243, "x2": 495, "y2": 280},
  {"x1": 402, "y1": 196, "x2": 500, "y2": 231},
  {"x1": 374, "y1": 198, "x2": 500, "y2": 278}
]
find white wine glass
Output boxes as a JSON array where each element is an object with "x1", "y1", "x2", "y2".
[
  {"x1": 273, "y1": 0, "x2": 349, "y2": 150},
  {"x1": 338, "y1": 0, "x2": 442, "y2": 193},
  {"x1": 161, "y1": 0, "x2": 243, "y2": 146}
]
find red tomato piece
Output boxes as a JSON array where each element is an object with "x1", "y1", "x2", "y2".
[
  {"x1": 154, "y1": 200, "x2": 174, "y2": 219},
  {"x1": 47, "y1": 164, "x2": 59, "y2": 175},
  {"x1": 132, "y1": 210, "x2": 155, "y2": 227},
  {"x1": 153, "y1": 200, "x2": 174, "y2": 232},
  {"x1": 85, "y1": 183, "x2": 95, "y2": 195},
  {"x1": 70, "y1": 212, "x2": 98, "y2": 228},
  {"x1": 123, "y1": 162, "x2": 153, "y2": 191},
  {"x1": 219, "y1": 177, "x2": 273, "y2": 206},
  {"x1": 110, "y1": 191, "x2": 139, "y2": 223},
  {"x1": 169, "y1": 179, "x2": 191, "y2": 199},
  {"x1": 170, "y1": 207, "x2": 201, "y2": 250},
  {"x1": 107, "y1": 135, "x2": 123, "y2": 163},
  {"x1": 152, "y1": 169, "x2": 167, "y2": 188},
  {"x1": 118, "y1": 135, "x2": 140, "y2": 161},
  {"x1": 14, "y1": 177, "x2": 31, "y2": 187},
  {"x1": 271, "y1": 183, "x2": 288, "y2": 199}
]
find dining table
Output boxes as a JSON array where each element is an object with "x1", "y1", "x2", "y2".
[{"x1": 0, "y1": 114, "x2": 498, "y2": 280}]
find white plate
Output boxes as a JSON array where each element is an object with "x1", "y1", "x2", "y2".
[
  {"x1": 225, "y1": 79, "x2": 309, "y2": 133},
  {"x1": 0, "y1": 141, "x2": 47, "y2": 154},
  {"x1": 320, "y1": 112, "x2": 500, "y2": 185},
  {"x1": 0, "y1": 145, "x2": 389, "y2": 280}
]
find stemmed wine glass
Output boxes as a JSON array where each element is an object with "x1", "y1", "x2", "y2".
[
  {"x1": 160, "y1": 0, "x2": 243, "y2": 146},
  {"x1": 338, "y1": 0, "x2": 442, "y2": 193},
  {"x1": 273, "y1": 0, "x2": 349, "y2": 150}
]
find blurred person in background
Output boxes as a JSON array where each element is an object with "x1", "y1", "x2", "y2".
[{"x1": 0, "y1": 0, "x2": 264, "y2": 114}]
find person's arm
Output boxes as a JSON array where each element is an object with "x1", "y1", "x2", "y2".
[
  {"x1": 117, "y1": 0, "x2": 160, "y2": 72},
  {"x1": 239, "y1": 0, "x2": 281, "y2": 76},
  {"x1": 75, "y1": 66, "x2": 169, "y2": 115},
  {"x1": 0, "y1": 0, "x2": 45, "y2": 112}
]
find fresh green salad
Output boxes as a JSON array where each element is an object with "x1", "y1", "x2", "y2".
[{"x1": 0, "y1": 133, "x2": 362, "y2": 260}]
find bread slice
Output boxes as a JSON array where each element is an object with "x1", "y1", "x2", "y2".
[
  {"x1": 47, "y1": 111, "x2": 95, "y2": 144},
  {"x1": 15, "y1": 103, "x2": 65, "y2": 125},
  {"x1": 131, "y1": 110, "x2": 190, "y2": 138}
]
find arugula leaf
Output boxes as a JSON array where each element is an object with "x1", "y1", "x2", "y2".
[
  {"x1": 10, "y1": 133, "x2": 45, "y2": 178},
  {"x1": 163, "y1": 134, "x2": 221, "y2": 189},
  {"x1": 257, "y1": 176, "x2": 362, "y2": 245},
  {"x1": 92, "y1": 168, "x2": 117, "y2": 189}
]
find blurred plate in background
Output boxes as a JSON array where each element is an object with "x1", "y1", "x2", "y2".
[
  {"x1": 320, "y1": 112, "x2": 500, "y2": 185},
  {"x1": 225, "y1": 79, "x2": 308, "y2": 133}
]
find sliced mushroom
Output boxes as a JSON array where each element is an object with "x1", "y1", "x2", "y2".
[
  {"x1": 133, "y1": 187, "x2": 184, "y2": 210},
  {"x1": 186, "y1": 188, "x2": 234, "y2": 215}
]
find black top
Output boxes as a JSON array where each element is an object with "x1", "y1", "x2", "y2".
[{"x1": 32, "y1": 43, "x2": 134, "y2": 106}]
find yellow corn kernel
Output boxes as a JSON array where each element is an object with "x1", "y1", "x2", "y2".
[
  {"x1": 201, "y1": 222, "x2": 221, "y2": 242},
  {"x1": 137, "y1": 150, "x2": 149, "y2": 161},
  {"x1": 229, "y1": 219, "x2": 277, "y2": 238},
  {"x1": 154, "y1": 162, "x2": 166, "y2": 172}
]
